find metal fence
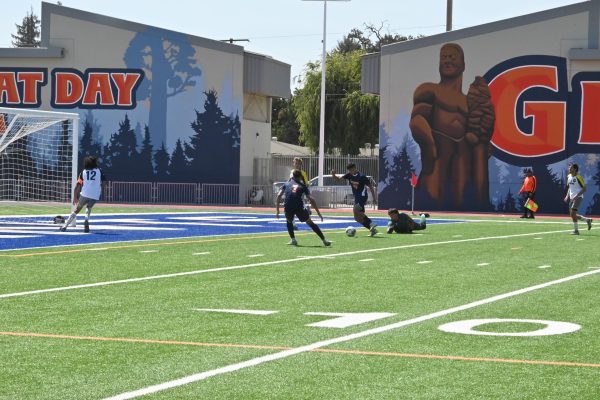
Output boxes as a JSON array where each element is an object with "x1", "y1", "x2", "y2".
[
  {"x1": 101, "y1": 181, "x2": 373, "y2": 208},
  {"x1": 253, "y1": 154, "x2": 379, "y2": 186}
]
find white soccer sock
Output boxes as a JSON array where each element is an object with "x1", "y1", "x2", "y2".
[
  {"x1": 64, "y1": 212, "x2": 77, "y2": 227},
  {"x1": 574, "y1": 221, "x2": 579, "y2": 230},
  {"x1": 85, "y1": 208, "x2": 91, "y2": 221}
]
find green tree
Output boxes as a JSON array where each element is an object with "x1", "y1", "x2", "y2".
[
  {"x1": 12, "y1": 7, "x2": 41, "y2": 48},
  {"x1": 293, "y1": 51, "x2": 379, "y2": 155},
  {"x1": 271, "y1": 97, "x2": 301, "y2": 145},
  {"x1": 138, "y1": 125, "x2": 155, "y2": 180}
]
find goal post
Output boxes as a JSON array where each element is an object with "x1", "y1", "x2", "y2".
[{"x1": 0, "y1": 107, "x2": 79, "y2": 221}]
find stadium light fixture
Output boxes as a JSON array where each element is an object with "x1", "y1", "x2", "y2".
[{"x1": 303, "y1": 0, "x2": 350, "y2": 186}]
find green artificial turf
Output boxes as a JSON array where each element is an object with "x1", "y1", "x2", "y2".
[{"x1": 0, "y1": 208, "x2": 598, "y2": 399}]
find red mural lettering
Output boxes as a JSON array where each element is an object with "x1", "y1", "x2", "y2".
[
  {"x1": 83, "y1": 73, "x2": 115, "y2": 105},
  {"x1": 489, "y1": 65, "x2": 566, "y2": 157},
  {"x1": 0, "y1": 72, "x2": 20, "y2": 104},
  {"x1": 17, "y1": 71, "x2": 45, "y2": 104},
  {"x1": 578, "y1": 81, "x2": 600, "y2": 144},
  {"x1": 111, "y1": 73, "x2": 142, "y2": 106},
  {"x1": 54, "y1": 72, "x2": 84, "y2": 105}
]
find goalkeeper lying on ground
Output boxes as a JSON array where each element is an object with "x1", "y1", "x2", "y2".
[{"x1": 386, "y1": 208, "x2": 429, "y2": 234}]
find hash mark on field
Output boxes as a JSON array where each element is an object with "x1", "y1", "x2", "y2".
[
  {"x1": 576, "y1": 239, "x2": 585, "y2": 241},
  {"x1": 452, "y1": 235, "x2": 463, "y2": 238},
  {"x1": 139, "y1": 250, "x2": 158, "y2": 253},
  {"x1": 538, "y1": 265, "x2": 551, "y2": 269},
  {"x1": 533, "y1": 237, "x2": 543, "y2": 240},
  {"x1": 477, "y1": 263, "x2": 490, "y2": 266},
  {"x1": 88, "y1": 248, "x2": 109, "y2": 251},
  {"x1": 193, "y1": 252, "x2": 211, "y2": 256},
  {"x1": 511, "y1": 247, "x2": 522, "y2": 250},
  {"x1": 102, "y1": 269, "x2": 600, "y2": 400},
  {"x1": 359, "y1": 259, "x2": 374, "y2": 262},
  {"x1": 416, "y1": 260, "x2": 432, "y2": 264},
  {"x1": 192, "y1": 308, "x2": 278, "y2": 315},
  {"x1": 247, "y1": 254, "x2": 264, "y2": 258}
]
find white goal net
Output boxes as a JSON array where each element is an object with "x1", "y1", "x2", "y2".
[{"x1": 0, "y1": 107, "x2": 79, "y2": 225}]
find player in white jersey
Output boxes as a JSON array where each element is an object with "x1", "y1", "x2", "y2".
[
  {"x1": 60, "y1": 156, "x2": 106, "y2": 233},
  {"x1": 563, "y1": 163, "x2": 592, "y2": 235}
]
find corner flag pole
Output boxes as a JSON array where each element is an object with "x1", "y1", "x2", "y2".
[{"x1": 410, "y1": 171, "x2": 418, "y2": 215}]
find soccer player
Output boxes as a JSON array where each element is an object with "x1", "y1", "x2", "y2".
[
  {"x1": 386, "y1": 208, "x2": 428, "y2": 234},
  {"x1": 331, "y1": 163, "x2": 378, "y2": 236},
  {"x1": 60, "y1": 156, "x2": 106, "y2": 233},
  {"x1": 291, "y1": 157, "x2": 309, "y2": 185},
  {"x1": 564, "y1": 163, "x2": 592, "y2": 235},
  {"x1": 276, "y1": 170, "x2": 331, "y2": 246},
  {"x1": 290, "y1": 157, "x2": 309, "y2": 230}
]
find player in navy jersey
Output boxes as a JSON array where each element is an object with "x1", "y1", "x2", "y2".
[
  {"x1": 276, "y1": 170, "x2": 331, "y2": 246},
  {"x1": 60, "y1": 156, "x2": 106, "y2": 233},
  {"x1": 331, "y1": 163, "x2": 378, "y2": 236}
]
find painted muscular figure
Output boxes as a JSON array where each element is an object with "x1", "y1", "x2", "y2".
[{"x1": 409, "y1": 43, "x2": 494, "y2": 208}]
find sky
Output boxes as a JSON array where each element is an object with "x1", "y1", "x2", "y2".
[{"x1": 1, "y1": 0, "x2": 586, "y2": 89}]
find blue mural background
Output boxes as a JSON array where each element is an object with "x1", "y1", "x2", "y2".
[{"x1": 76, "y1": 28, "x2": 242, "y2": 184}]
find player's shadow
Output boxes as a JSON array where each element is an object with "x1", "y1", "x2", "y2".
[{"x1": 295, "y1": 244, "x2": 331, "y2": 248}]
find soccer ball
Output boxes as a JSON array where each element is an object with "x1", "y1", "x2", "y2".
[{"x1": 345, "y1": 226, "x2": 357, "y2": 237}]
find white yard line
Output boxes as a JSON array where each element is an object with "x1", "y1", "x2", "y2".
[
  {"x1": 103, "y1": 268, "x2": 600, "y2": 400},
  {"x1": 0, "y1": 229, "x2": 572, "y2": 301}
]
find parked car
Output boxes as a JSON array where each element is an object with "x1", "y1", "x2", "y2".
[{"x1": 273, "y1": 175, "x2": 375, "y2": 205}]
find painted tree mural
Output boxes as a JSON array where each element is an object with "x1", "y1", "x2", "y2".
[{"x1": 124, "y1": 28, "x2": 202, "y2": 149}]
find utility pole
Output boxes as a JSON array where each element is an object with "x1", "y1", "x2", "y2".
[
  {"x1": 303, "y1": 0, "x2": 350, "y2": 186},
  {"x1": 446, "y1": 0, "x2": 453, "y2": 31}
]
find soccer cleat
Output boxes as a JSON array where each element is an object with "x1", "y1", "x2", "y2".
[
  {"x1": 528, "y1": 214, "x2": 535, "y2": 219},
  {"x1": 587, "y1": 218, "x2": 592, "y2": 231},
  {"x1": 323, "y1": 239, "x2": 331, "y2": 247},
  {"x1": 369, "y1": 224, "x2": 378, "y2": 237},
  {"x1": 59, "y1": 226, "x2": 67, "y2": 232},
  {"x1": 570, "y1": 230, "x2": 580, "y2": 235},
  {"x1": 84, "y1": 221, "x2": 90, "y2": 233},
  {"x1": 288, "y1": 238, "x2": 298, "y2": 246}
]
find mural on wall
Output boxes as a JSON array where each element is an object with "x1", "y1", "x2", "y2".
[
  {"x1": 0, "y1": 28, "x2": 242, "y2": 185},
  {"x1": 379, "y1": 45, "x2": 600, "y2": 214}
]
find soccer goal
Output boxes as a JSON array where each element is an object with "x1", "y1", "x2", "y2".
[{"x1": 0, "y1": 107, "x2": 79, "y2": 225}]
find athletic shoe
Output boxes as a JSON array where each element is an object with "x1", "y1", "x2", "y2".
[
  {"x1": 84, "y1": 221, "x2": 90, "y2": 233},
  {"x1": 519, "y1": 215, "x2": 527, "y2": 218},
  {"x1": 570, "y1": 230, "x2": 580, "y2": 235},
  {"x1": 587, "y1": 218, "x2": 592, "y2": 230},
  {"x1": 59, "y1": 226, "x2": 67, "y2": 232},
  {"x1": 323, "y1": 239, "x2": 331, "y2": 247},
  {"x1": 369, "y1": 224, "x2": 378, "y2": 237},
  {"x1": 288, "y1": 238, "x2": 298, "y2": 246},
  {"x1": 527, "y1": 215, "x2": 535, "y2": 219}
]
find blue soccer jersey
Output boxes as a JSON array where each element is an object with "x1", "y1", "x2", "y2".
[
  {"x1": 342, "y1": 172, "x2": 370, "y2": 204},
  {"x1": 280, "y1": 179, "x2": 310, "y2": 211}
]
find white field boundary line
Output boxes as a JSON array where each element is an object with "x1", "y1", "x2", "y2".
[
  {"x1": 103, "y1": 267, "x2": 600, "y2": 400},
  {"x1": 0, "y1": 229, "x2": 571, "y2": 301}
]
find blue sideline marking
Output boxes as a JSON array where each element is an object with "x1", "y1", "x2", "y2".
[{"x1": 0, "y1": 212, "x2": 464, "y2": 251}]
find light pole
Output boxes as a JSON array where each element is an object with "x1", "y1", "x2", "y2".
[
  {"x1": 446, "y1": 0, "x2": 453, "y2": 31},
  {"x1": 303, "y1": 0, "x2": 350, "y2": 186}
]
